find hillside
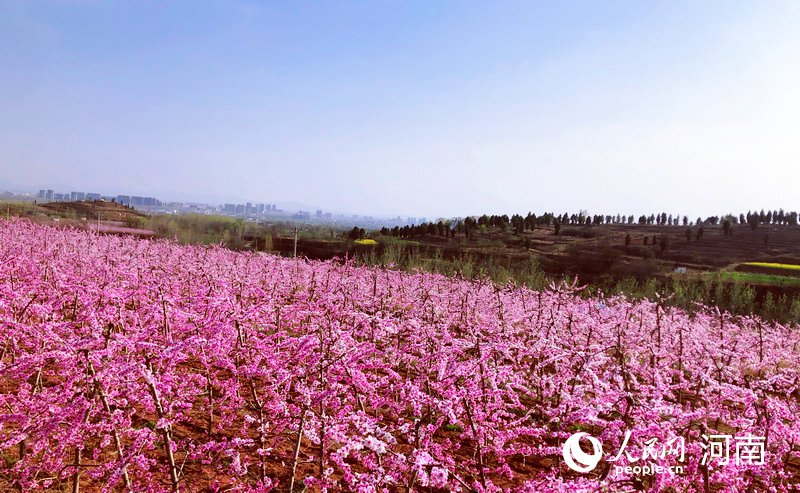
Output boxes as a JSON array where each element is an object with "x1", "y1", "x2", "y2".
[
  {"x1": 1, "y1": 220, "x2": 798, "y2": 491},
  {"x1": 38, "y1": 199, "x2": 146, "y2": 221}
]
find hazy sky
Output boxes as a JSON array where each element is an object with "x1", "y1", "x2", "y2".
[{"x1": 1, "y1": 1, "x2": 799, "y2": 218}]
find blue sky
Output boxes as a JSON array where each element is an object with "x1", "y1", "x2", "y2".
[{"x1": 1, "y1": 1, "x2": 799, "y2": 218}]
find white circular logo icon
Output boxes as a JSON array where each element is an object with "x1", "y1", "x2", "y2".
[{"x1": 563, "y1": 432, "x2": 603, "y2": 473}]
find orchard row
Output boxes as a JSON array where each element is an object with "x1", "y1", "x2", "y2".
[{"x1": 1, "y1": 220, "x2": 798, "y2": 492}]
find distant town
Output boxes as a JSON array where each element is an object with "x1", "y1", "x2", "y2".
[{"x1": 0, "y1": 188, "x2": 427, "y2": 229}]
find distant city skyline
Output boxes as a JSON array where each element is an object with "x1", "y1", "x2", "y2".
[
  {"x1": 2, "y1": 1, "x2": 800, "y2": 218},
  {"x1": 4, "y1": 184, "x2": 431, "y2": 227},
  {"x1": 4, "y1": 183, "x2": 793, "y2": 230},
  {"x1": 3, "y1": 183, "x2": 398, "y2": 219}
]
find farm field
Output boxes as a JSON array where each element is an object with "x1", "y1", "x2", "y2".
[
  {"x1": 742, "y1": 263, "x2": 800, "y2": 272},
  {"x1": 2, "y1": 220, "x2": 800, "y2": 492},
  {"x1": 737, "y1": 263, "x2": 800, "y2": 278},
  {"x1": 712, "y1": 271, "x2": 800, "y2": 287},
  {"x1": 10, "y1": 200, "x2": 800, "y2": 299}
]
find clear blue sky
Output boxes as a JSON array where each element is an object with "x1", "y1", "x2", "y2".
[{"x1": 1, "y1": 1, "x2": 799, "y2": 218}]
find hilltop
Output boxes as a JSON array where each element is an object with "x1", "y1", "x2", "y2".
[{"x1": 38, "y1": 200, "x2": 146, "y2": 221}]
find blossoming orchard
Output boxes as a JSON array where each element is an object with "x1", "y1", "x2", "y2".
[{"x1": 2, "y1": 220, "x2": 800, "y2": 492}]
